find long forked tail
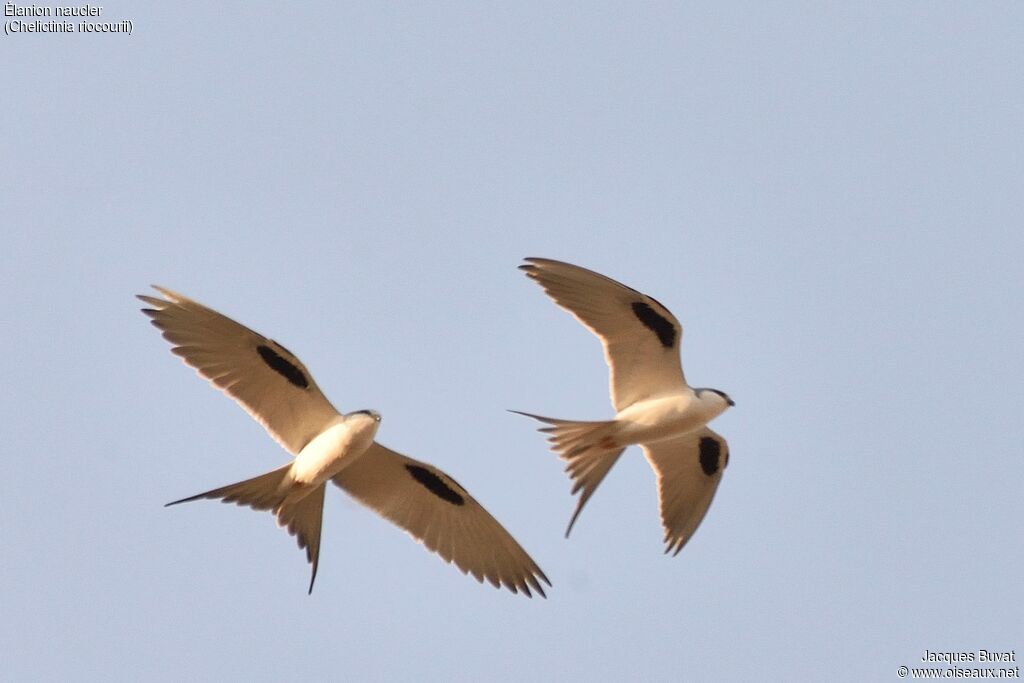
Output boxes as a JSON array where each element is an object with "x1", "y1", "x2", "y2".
[
  {"x1": 510, "y1": 410, "x2": 626, "y2": 537},
  {"x1": 166, "y1": 463, "x2": 327, "y2": 593}
]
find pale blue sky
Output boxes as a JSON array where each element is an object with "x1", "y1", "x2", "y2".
[{"x1": 2, "y1": 3, "x2": 1021, "y2": 681}]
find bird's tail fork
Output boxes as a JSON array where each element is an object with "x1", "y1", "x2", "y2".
[{"x1": 510, "y1": 410, "x2": 626, "y2": 536}]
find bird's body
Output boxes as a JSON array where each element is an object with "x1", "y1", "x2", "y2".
[
  {"x1": 610, "y1": 391, "x2": 731, "y2": 447},
  {"x1": 289, "y1": 412, "x2": 379, "y2": 488},
  {"x1": 140, "y1": 286, "x2": 548, "y2": 596},
  {"x1": 517, "y1": 258, "x2": 734, "y2": 554}
]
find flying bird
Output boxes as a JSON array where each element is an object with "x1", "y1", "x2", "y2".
[
  {"x1": 138, "y1": 286, "x2": 549, "y2": 596},
  {"x1": 514, "y1": 258, "x2": 734, "y2": 555}
]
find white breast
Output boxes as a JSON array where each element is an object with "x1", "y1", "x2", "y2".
[
  {"x1": 615, "y1": 392, "x2": 715, "y2": 445},
  {"x1": 291, "y1": 417, "x2": 377, "y2": 486}
]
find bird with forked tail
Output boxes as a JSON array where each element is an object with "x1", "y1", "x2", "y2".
[
  {"x1": 140, "y1": 286, "x2": 549, "y2": 596},
  {"x1": 514, "y1": 258, "x2": 734, "y2": 555}
]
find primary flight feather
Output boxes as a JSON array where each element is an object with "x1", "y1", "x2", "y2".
[
  {"x1": 515, "y1": 258, "x2": 734, "y2": 554},
  {"x1": 139, "y1": 286, "x2": 548, "y2": 596}
]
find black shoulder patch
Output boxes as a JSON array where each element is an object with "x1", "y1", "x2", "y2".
[
  {"x1": 698, "y1": 436, "x2": 721, "y2": 476},
  {"x1": 631, "y1": 301, "x2": 676, "y2": 348},
  {"x1": 256, "y1": 344, "x2": 309, "y2": 389},
  {"x1": 405, "y1": 464, "x2": 466, "y2": 506}
]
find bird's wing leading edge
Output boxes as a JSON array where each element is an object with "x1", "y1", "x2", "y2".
[
  {"x1": 332, "y1": 442, "x2": 550, "y2": 597},
  {"x1": 138, "y1": 286, "x2": 342, "y2": 455},
  {"x1": 520, "y1": 257, "x2": 687, "y2": 411},
  {"x1": 642, "y1": 427, "x2": 728, "y2": 556}
]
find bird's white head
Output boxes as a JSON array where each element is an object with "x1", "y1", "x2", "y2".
[
  {"x1": 348, "y1": 409, "x2": 382, "y2": 424},
  {"x1": 346, "y1": 409, "x2": 383, "y2": 448},
  {"x1": 696, "y1": 388, "x2": 735, "y2": 420}
]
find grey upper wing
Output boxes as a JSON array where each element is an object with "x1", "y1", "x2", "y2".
[
  {"x1": 139, "y1": 286, "x2": 341, "y2": 455},
  {"x1": 332, "y1": 442, "x2": 550, "y2": 597},
  {"x1": 642, "y1": 427, "x2": 729, "y2": 555},
  {"x1": 520, "y1": 258, "x2": 687, "y2": 411}
]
